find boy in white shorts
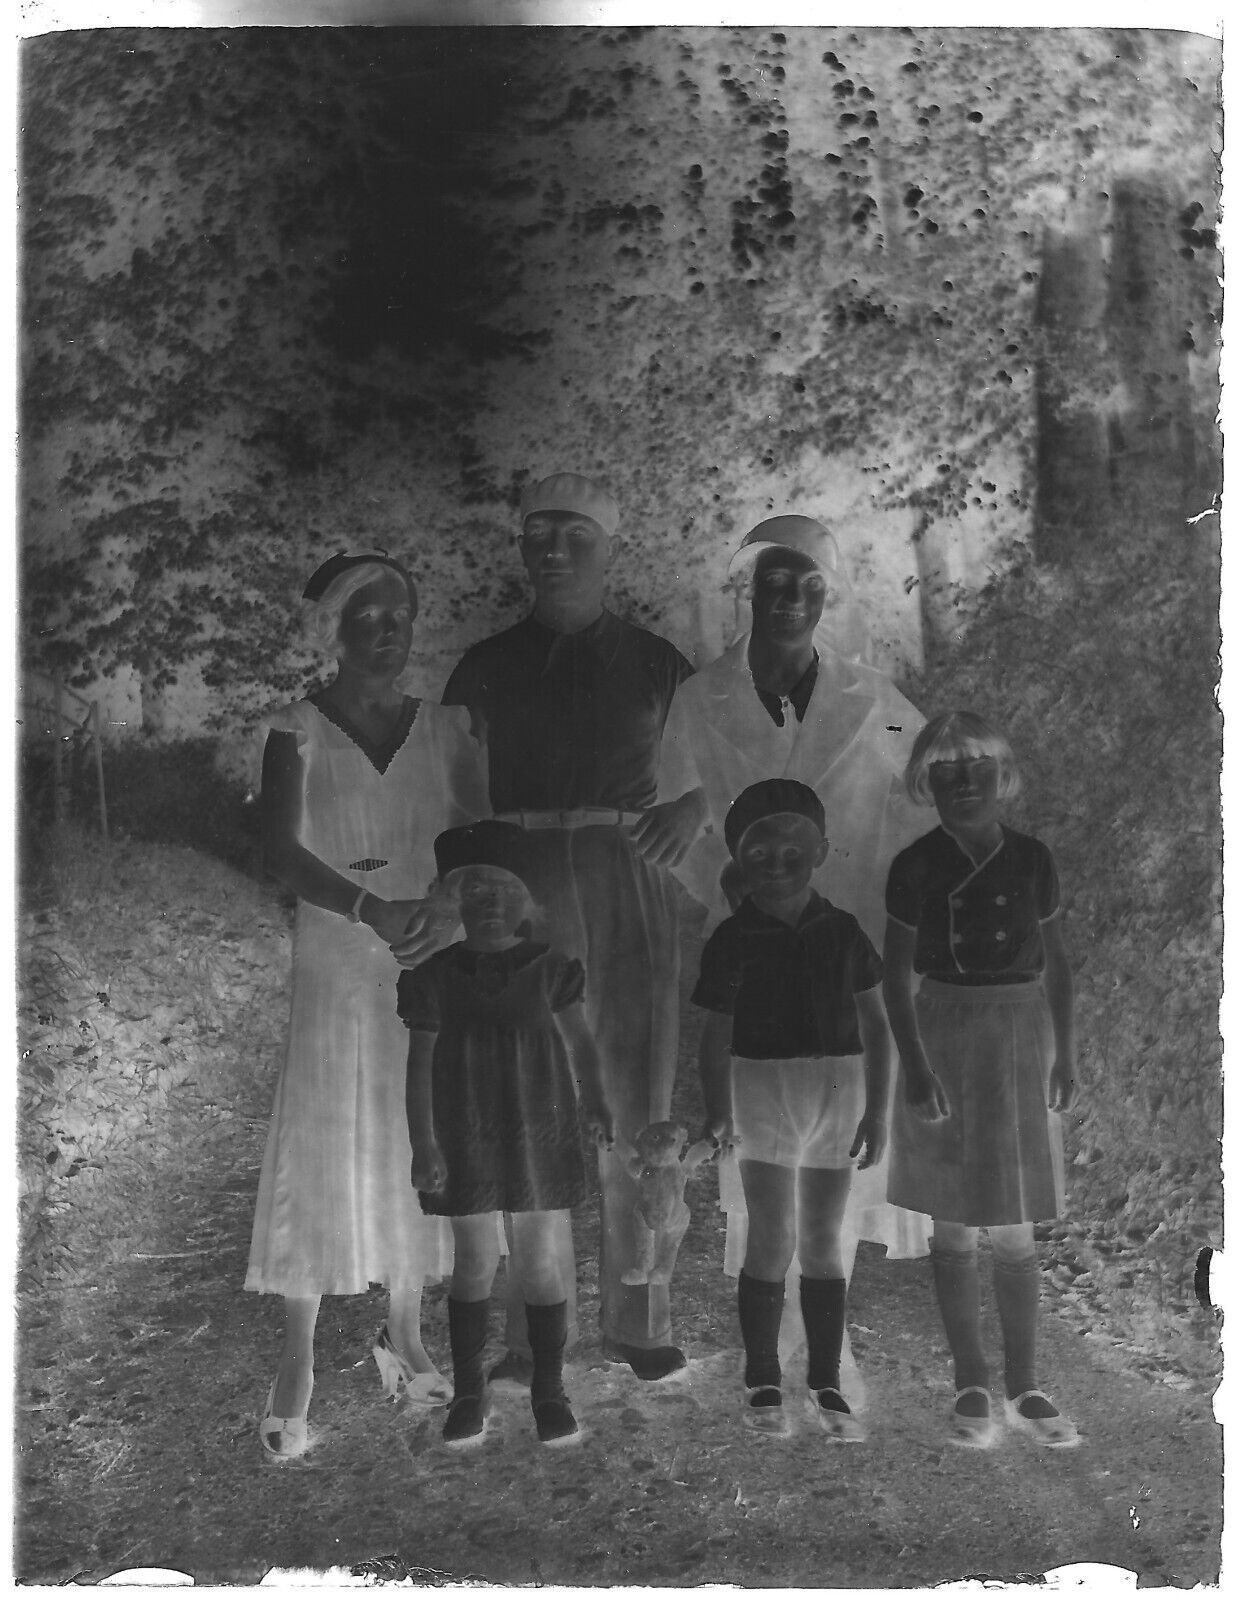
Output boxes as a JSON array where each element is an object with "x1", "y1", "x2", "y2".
[{"x1": 693, "y1": 779, "x2": 891, "y2": 1440}]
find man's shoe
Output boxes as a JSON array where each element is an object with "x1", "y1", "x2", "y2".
[{"x1": 603, "y1": 1341, "x2": 686, "y2": 1381}]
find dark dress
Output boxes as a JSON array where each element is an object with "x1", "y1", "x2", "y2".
[
  {"x1": 398, "y1": 940, "x2": 587, "y2": 1217},
  {"x1": 884, "y1": 825, "x2": 1066, "y2": 1226}
]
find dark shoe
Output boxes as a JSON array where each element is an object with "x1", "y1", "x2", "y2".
[
  {"x1": 487, "y1": 1350, "x2": 534, "y2": 1388},
  {"x1": 806, "y1": 1387, "x2": 864, "y2": 1443},
  {"x1": 532, "y1": 1396, "x2": 581, "y2": 1447},
  {"x1": 948, "y1": 1385, "x2": 996, "y2": 1450},
  {"x1": 1005, "y1": 1389, "x2": 1080, "y2": 1448},
  {"x1": 603, "y1": 1342, "x2": 686, "y2": 1381},
  {"x1": 441, "y1": 1392, "x2": 489, "y2": 1449},
  {"x1": 743, "y1": 1385, "x2": 790, "y2": 1437}
]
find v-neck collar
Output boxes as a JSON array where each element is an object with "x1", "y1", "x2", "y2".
[{"x1": 310, "y1": 692, "x2": 420, "y2": 775}]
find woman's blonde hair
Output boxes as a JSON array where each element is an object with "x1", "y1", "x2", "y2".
[
  {"x1": 300, "y1": 561, "x2": 417, "y2": 657},
  {"x1": 904, "y1": 710, "x2": 1022, "y2": 805}
]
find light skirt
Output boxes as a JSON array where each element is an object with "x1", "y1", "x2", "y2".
[
  {"x1": 888, "y1": 979, "x2": 1065, "y2": 1227},
  {"x1": 246, "y1": 905, "x2": 453, "y2": 1297}
]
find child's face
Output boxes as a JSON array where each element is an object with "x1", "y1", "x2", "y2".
[
  {"x1": 734, "y1": 813, "x2": 827, "y2": 906},
  {"x1": 928, "y1": 754, "x2": 1001, "y2": 834},
  {"x1": 455, "y1": 866, "x2": 529, "y2": 942}
]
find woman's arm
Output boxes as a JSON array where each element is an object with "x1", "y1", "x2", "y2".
[
  {"x1": 881, "y1": 916, "x2": 949, "y2": 1121},
  {"x1": 554, "y1": 1003, "x2": 615, "y2": 1149},
  {"x1": 1041, "y1": 916, "x2": 1078, "y2": 1111},
  {"x1": 850, "y1": 985, "x2": 892, "y2": 1169},
  {"x1": 696, "y1": 1009, "x2": 735, "y2": 1152},
  {"x1": 262, "y1": 730, "x2": 436, "y2": 945},
  {"x1": 405, "y1": 1029, "x2": 446, "y2": 1192}
]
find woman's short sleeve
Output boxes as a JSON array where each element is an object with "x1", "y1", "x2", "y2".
[
  {"x1": 1035, "y1": 841, "x2": 1062, "y2": 921},
  {"x1": 426, "y1": 701, "x2": 490, "y2": 826},
  {"x1": 396, "y1": 961, "x2": 442, "y2": 1033},
  {"x1": 884, "y1": 844, "x2": 922, "y2": 929},
  {"x1": 549, "y1": 955, "x2": 586, "y2": 1012},
  {"x1": 258, "y1": 699, "x2": 312, "y2": 749}
]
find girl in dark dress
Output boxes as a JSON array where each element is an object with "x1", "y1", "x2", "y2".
[
  {"x1": 399, "y1": 821, "x2": 614, "y2": 1449},
  {"x1": 883, "y1": 710, "x2": 1080, "y2": 1451}
]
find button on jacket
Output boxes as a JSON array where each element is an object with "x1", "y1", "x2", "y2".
[{"x1": 885, "y1": 824, "x2": 1060, "y2": 984}]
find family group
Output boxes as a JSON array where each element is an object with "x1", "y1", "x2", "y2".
[{"x1": 245, "y1": 472, "x2": 1079, "y2": 1462}]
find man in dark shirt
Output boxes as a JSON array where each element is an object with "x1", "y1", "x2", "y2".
[{"x1": 442, "y1": 473, "x2": 707, "y2": 1379}]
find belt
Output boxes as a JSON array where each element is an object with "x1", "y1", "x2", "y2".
[{"x1": 494, "y1": 807, "x2": 644, "y2": 830}]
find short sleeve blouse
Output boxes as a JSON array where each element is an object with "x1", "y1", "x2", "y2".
[{"x1": 885, "y1": 825, "x2": 1060, "y2": 985}]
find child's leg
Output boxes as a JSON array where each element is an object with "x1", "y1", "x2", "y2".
[
  {"x1": 511, "y1": 1209, "x2": 578, "y2": 1445},
  {"x1": 990, "y1": 1221, "x2": 1074, "y2": 1440},
  {"x1": 442, "y1": 1215, "x2": 502, "y2": 1445},
  {"x1": 738, "y1": 1160, "x2": 795, "y2": 1398},
  {"x1": 930, "y1": 1219, "x2": 990, "y2": 1419},
  {"x1": 796, "y1": 1168, "x2": 853, "y2": 1396},
  {"x1": 272, "y1": 1295, "x2": 319, "y2": 1418}
]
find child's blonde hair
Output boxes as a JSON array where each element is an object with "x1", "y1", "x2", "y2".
[{"x1": 904, "y1": 710, "x2": 1022, "y2": 805}]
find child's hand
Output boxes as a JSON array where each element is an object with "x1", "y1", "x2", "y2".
[
  {"x1": 1048, "y1": 1054, "x2": 1078, "y2": 1112},
  {"x1": 581, "y1": 1099, "x2": 616, "y2": 1151},
  {"x1": 904, "y1": 1064, "x2": 950, "y2": 1122},
  {"x1": 411, "y1": 1140, "x2": 447, "y2": 1194},
  {"x1": 849, "y1": 1109, "x2": 888, "y2": 1170}
]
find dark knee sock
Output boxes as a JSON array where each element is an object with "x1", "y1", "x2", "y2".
[
  {"x1": 525, "y1": 1300, "x2": 567, "y2": 1407},
  {"x1": 992, "y1": 1254, "x2": 1040, "y2": 1399},
  {"x1": 737, "y1": 1270, "x2": 784, "y2": 1390},
  {"x1": 800, "y1": 1275, "x2": 847, "y2": 1395},
  {"x1": 447, "y1": 1296, "x2": 490, "y2": 1400},
  {"x1": 929, "y1": 1244, "x2": 989, "y2": 1392}
]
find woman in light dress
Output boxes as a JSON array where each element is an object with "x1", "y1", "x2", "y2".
[{"x1": 246, "y1": 551, "x2": 488, "y2": 1459}]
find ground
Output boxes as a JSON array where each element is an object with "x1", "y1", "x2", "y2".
[{"x1": 14, "y1": 841, "x2": 1223, "y2": 1587}]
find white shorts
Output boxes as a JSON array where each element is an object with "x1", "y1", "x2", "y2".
[{"x1": 731, "y1": 1055, "x2": 866, "y2": 1170}]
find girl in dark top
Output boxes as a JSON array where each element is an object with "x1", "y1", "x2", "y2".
[
  {"x1": 883, "y1": 710, "x2": 1080, "y2": 1450},
  {"x1": 694, "y1": 780, "x2": 891, "y2": 1442},
  {"x1": 399, "y1": 821, "x2": 614, "y2": 1450}
]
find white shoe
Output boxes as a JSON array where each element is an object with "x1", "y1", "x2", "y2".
[{"x1": 259, "y1": 1379, "x2": 310, "y2": 1460}]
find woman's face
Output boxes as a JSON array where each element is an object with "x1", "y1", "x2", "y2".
[
  {"x1": 749, "y1": 548, "x2": 831, "y2": 647},
  {"x1": 336, "y1": 570, "x2": 416, "y2": 678}
]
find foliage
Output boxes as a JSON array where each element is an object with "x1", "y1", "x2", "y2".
[{"x1": 19, "y1": 27, "x2": 1220, "y2": 730}]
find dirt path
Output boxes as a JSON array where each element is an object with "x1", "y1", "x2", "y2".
[
  {"x1": 15, "y1": 856, "x2": 1221, "y2": 1587},
  {"x1": 16, "y1": 1091, "x2": 1221, "y2": 1587}
]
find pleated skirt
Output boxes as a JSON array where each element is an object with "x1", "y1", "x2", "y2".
[{"x1": 887, "y1": 979, "x2": 1065, "y2": 1227}]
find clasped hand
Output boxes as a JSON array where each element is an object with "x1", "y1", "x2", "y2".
[{"x1": 385, "y1": 897, "x2": 460, "y2": 967}]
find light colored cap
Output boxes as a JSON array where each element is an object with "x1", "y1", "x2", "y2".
[
  {"x1": 726, "y1": 514, "x2": 841, "y2": 582},
  {"x1": 519, "y1": 473, "x2": 620, "y2": 538}
]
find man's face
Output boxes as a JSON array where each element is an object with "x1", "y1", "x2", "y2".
[
  {"x1": 749, "y1": 547, "x2": 830, "y2": 646},
  {"x1": 519, "y1": 511, "x2": 611, "y2": 606}
]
